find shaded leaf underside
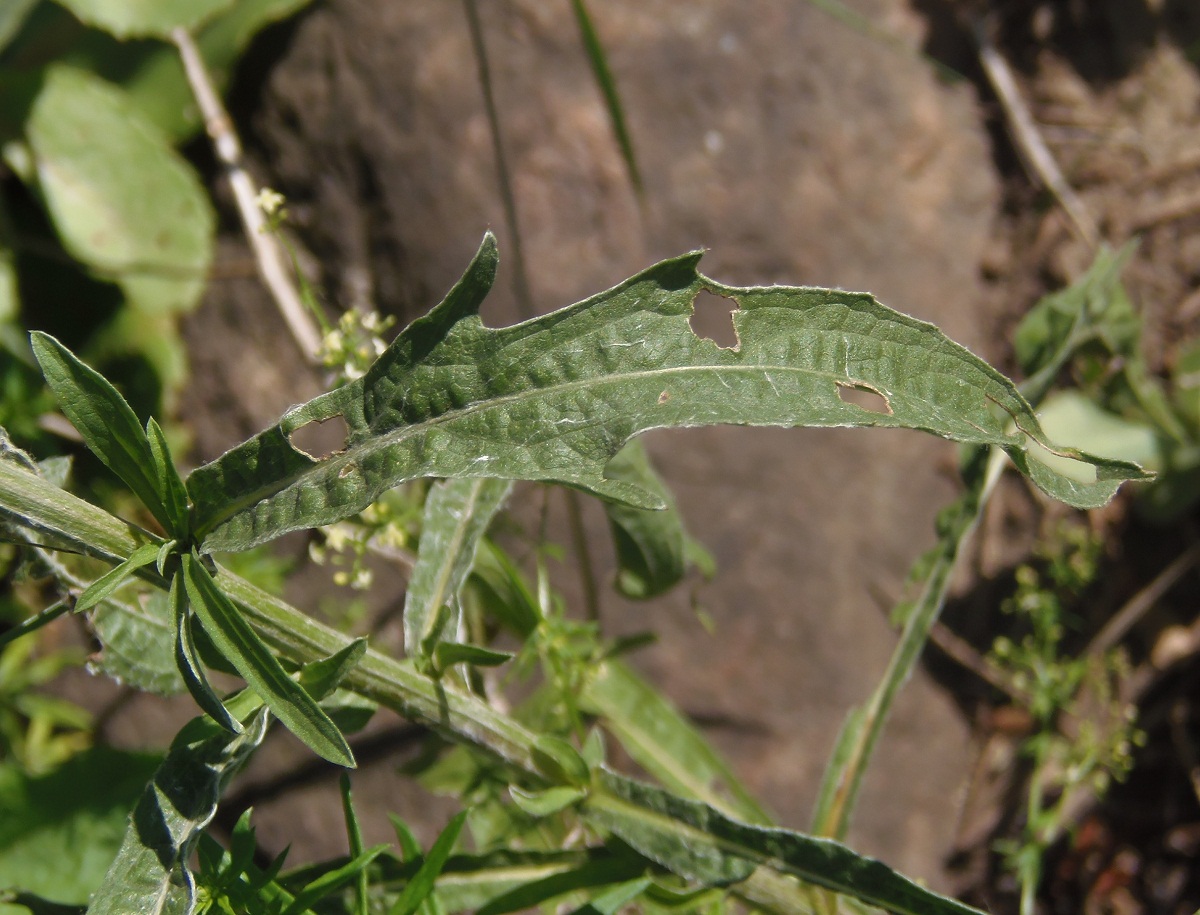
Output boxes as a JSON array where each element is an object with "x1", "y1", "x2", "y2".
[{"x1": 189, "y1": 233, "x2": 1149, "y2": 554}]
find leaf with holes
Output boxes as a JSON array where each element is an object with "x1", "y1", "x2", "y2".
[{"x1": 188, "y1": 233, "x2": 1151, "y2": 555}]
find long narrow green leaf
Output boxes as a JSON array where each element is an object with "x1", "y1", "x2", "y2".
[
  {"x1": 585, "y1": 771, "x2": 985, "y2": 915},
  {"x1": 601, "y1": 441, "x2": 688, "y2": 599},
  {"x1": 470, "y1": 847, "x2": 647, "y2": 915},
  {"x1": 569, "y1": 876, "x2": 653, "y2": 915},
  {"x1": 75, "y1": 542, "x2": 161, "y2": 612},
  {"x1": 388, "y1": 811, "x2": 469, "y2": 915},
  {"x1": 281, "y1": 845, "x2": 389, "y2": 915},
  {"x1": 31, "y1": 333, "x2": 170, "y2": 531},
  {"x1": 145, "y1": 417, "x2": 190, "y2": 539},
  {"x1": 580, "y1": 659, "x2": 771, "y2": 824},
  {"x1": 86, "y1": 709, "x2": 269, "y2": 915},
  {"x1": 189, "y1": 234, "x2": 1150, "y2": 555},
  {"x1": 172, "y1": 570, "x2": 243, "y2": 735},
  {"x1": 404, "y1": 477, "x2": 512, "y2": 669},
  {"x1": 180, "y1": 553, "x2": 354, "y2": 767}
]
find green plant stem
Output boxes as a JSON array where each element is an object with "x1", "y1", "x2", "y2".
[
  {"x1": 462, "y1": 0, "x2": 534, "y2": 319},
  {"x1": 0, "y1": 460, "x2": 546, "y2": 778},
  {"x1": 564, "y1": 488, "x2": 601, "y2": 622},
  {"x1": 0, "y1": 460, "x2": 955, "y2": 915},
  {"x1": 813, "y1": 446, "x2": 1005, "y2": 838}
]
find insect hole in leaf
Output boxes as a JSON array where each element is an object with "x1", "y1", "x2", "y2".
[
  {"x1": 288, "y1": 414, "x2": 350, "y2": 460},
  {"x1": 836, "y1": 381, "x2": 892, "y2": 416},
  {"x1": 689, "y1": 289, "x2": 741, "y2": 350}
]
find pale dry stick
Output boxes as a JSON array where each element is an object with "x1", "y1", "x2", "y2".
[
  {"x1": 1087, "y1": 541, "x2": 1200, "y2": 659},
  {"x1": 171, "y1": 27, "x2": 324, "y2": 362},
  {"x1": 973, "y1": 14, "x2": 1100, "y2": 249}
]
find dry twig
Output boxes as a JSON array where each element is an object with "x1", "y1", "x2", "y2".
[
  {"x1": 171, "y1": 28, "x2": 324, "y2": 362},
  {"x1": 972, "y1": 13, "x2": 1100, "y2": 249}
]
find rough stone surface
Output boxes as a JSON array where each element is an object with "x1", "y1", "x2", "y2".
[{"x1": 181, "y1": 0, "x2": 1002, "y2": 882}]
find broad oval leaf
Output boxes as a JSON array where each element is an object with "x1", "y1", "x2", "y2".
[
  {"x1": 22, "y1": 65, "x2": 214, "y2": 315},
  {"x1": 0, "y1": 748, "x2": 161, "y2": 906},
  {"x1": 189, "y1": 234, "x2": 1150, "y2": 554},
  {"x1": 91, "y1": 590, "x2": 185, "y2": 695},
  {"x1": 52, "y1": 0, "x2": 233, "y2": 38}
]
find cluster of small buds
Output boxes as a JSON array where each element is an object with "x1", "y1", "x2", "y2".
[{"x1": 320, "y1": 308, "x2": 396, "y2": 381}]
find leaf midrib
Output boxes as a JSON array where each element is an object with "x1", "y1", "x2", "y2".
[{"x1": 199, "y1": 359, "x2": 1017, "y2": 540}]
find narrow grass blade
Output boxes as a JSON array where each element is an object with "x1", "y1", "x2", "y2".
[
  {"x1": 86, "y1": 709, "x2": 269, "y2": 915},
  {"x1": 570, "y1": 0, "x2": 641, "y2": 194},
  {"x1": 30, "y1": 332, "x2": 171, "y2": 531},
  {"x1": 189, "y1": 234, "x2": 1150, "y2": 555},
  {"x1": 811, "y1": 251, "x2": 1139, "y2": 840},
  {"x1": 465, "y1": 848, "x2": 645, "y2": 915},
  {"x1": 76, "y1": 542, "x2": 161, "y2": 612},
  {"x1": 580, "y1": 659, "x2": 771, "y2": 824},
  {"x1": 172, "y1": 569, "x2": 242, "y2": 735},
  {"x1": 181, "y1": 552, "x2": 354, "y2": 767},
  {"x1": 388, "y1": 811, "x2": 469, "y2": 915},
  {"x1": 404, "y1": 477, "x2": 512, "y2": 670},
  {"x1": 586, "y1": 771, "x2": 985, "y2": 915}
]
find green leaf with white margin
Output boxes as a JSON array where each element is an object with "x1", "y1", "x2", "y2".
[
  {"x1": 189, "y1": 233, "x2": 1151, "y2": 555},
  {"x1": 173, "y1": 569, "x2": 243, "y2": 735},
  {"x1": 86, "y1": 710, "x2": 268, "y2": 915},
  {"x1": 31, "y1": 332, "x2": 173, "y2": 533},
  {"x1": 585, "y1": 771, "x2": 985, "y2": 915},
  {"x1": 19, "y1": 65, "x2": 213, "y2": 314},
  {"x1": 579, "y1": 659, "x2": 771, "y2": 825},
  {"x1": 75, "y1": 541, "x2": 160, "y2": 612},
  {"x1": 180, "y1": 552, "x2": 354, "y2": 767},
  {"x1": 601, "y1": 441, "x2": 688, "y2": 599},
  {"x1": 51, "y1": 0, "x2": 232, "y2": 38},
  {"x1": 404, "y1": 477, "x2": 512, "y2": 670}
]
